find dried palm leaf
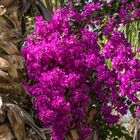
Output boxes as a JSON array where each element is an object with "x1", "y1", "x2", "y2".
[
  {"x1": 36, "y1": 0, "x2": 52, "y2": 21},
  {"x1": 0, "y1": 5, "x2": 6, "y2": 15},
  {"x1": 7, "y1": 105, "x2": 26, "y2": 140},
  {"x1": 0, "y1": 70, "x2": 11, "y2": 83},
  {"x1": 0, "y1": 123, "x2": 15, "y2": 140},
  {"x1": 0, "y1": 41, "x2": 20, "y2": 54},
  {"x1": 0, "y1": 1, "x2": 53, "y2": 140},
  {"x1": 6, "y1": 103, "x2": 47, "y2": 140},
  {"x1": 0, "y1": 0, "x2": 17, "y2": 8},
  {"x1": 44, "y1": 0, "x2": 53, "y2": 13}
]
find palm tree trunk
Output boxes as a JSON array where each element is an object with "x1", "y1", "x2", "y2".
[
  {"x1": 0, "y1": 0, "x2": 49, "y2": 139},
  {"x1": 133, "y1": 117, "x2": 140, "y2": 140}
]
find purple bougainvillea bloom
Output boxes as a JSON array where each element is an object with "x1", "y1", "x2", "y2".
[{"x1": 22, "y1": 1, "x2": 140, "y2": 139}]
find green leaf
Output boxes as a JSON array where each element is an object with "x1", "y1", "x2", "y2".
[
  {"x1": 107, "y1": 59, "x2": 113, "y2": 70},
  {"x1": 130, "y1": 104, "x2": 136, "y2": 118}
]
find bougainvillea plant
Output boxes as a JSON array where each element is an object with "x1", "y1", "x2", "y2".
[{"x1": 22, "y1": 0, "x2": 140, "y2": 140}]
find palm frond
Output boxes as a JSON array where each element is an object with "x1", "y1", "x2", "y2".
[{"x1": 120, "y1": 20, "x2": 140, "y2": 53}]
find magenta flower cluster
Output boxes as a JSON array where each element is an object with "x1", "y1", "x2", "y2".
[
  {"x1": 103, "y1": 31, "x2": 140, "y2": 102},
  {"x1": 22, "y1": 1, "x2": 140, "y2": 140}
]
